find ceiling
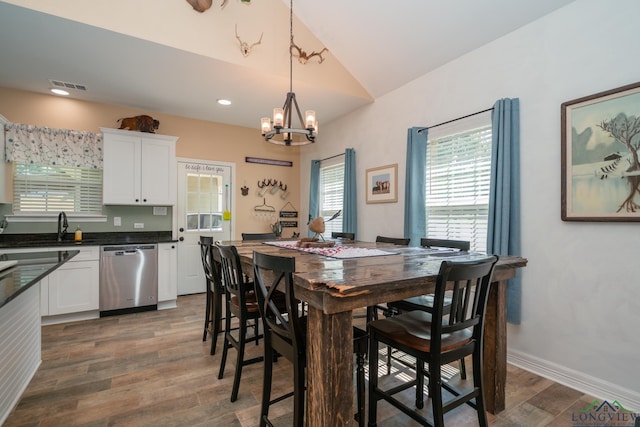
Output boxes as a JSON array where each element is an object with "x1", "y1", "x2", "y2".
[{"x1": 0, "y1": 0, "x2": 574, "y2": 130}]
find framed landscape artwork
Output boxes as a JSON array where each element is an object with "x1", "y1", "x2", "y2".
[
  {"x1": 561, "y1": 81, "x2": 640, "y2": 221},
  {"x1": 366, "y1": 163, "x2": 397, "y2": 204}
]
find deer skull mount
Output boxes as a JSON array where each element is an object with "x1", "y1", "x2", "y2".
[
  {"x1": 290, "y1": 37, "x2": 328, "y2": 64},
  {"x1": 235, "y1": 24, "x2": 263, "y2": 57}
]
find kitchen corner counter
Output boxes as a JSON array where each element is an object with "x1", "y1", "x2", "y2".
[
  {"x1": 0, "y1": 231, "x2": 175, "y2": 249},
  {"x1": 0, "y1": 250, "x2": 78, "y2": 309},
  {"x1": 0, "y1": 249, "x2": 78, "y2": 424}
]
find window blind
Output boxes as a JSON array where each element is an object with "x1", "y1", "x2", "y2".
[
  {"x1": 426, "y1": 123, "x2": 491, "y2": 251},
  {"x1": 13, "y1": 163, "x2": 103, "y2": 214},
  {"x1": 319, "y1": 161, "x2": 344, "y2": 235}
]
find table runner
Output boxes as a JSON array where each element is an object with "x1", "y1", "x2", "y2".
[{"x1": 263, "y1": 241, "x2": 396, "y2": 259}]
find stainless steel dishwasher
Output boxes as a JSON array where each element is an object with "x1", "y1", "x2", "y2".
[{"x1": 99, "y1": 244, "x2": 158, "y2": 314}]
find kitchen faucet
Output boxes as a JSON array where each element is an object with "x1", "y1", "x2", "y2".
[{"x1": 57, "y1": 211, "x2": 68, "y2": 241}]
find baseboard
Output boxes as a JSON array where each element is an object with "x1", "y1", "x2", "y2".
[
  {"x1": 41, "y1": 310, "x2": 99, "y2": 326},
  {"x1": 507, "y1": 349, "x2": 640, "y2": 411},
  {"x1": 158, "y1": 300, "x2": 177, "y2": 310}
]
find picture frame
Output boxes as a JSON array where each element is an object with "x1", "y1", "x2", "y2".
[
  {"x1": 561, "y1": 81, "x2": 640, "y2": 221},
  {"x1": 366, "y1": 163, "x2": 398, "y2": 204}
]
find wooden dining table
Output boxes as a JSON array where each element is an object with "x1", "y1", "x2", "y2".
[{"x1": 231, "y1": 239, "x2": 528, "y2": 427}]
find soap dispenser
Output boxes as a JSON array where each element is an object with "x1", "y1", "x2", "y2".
[{"x1": 74, "y1": 226, "x2": 83, "y2": 241}]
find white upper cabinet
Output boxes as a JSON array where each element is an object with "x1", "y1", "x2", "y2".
[{"x1": 101, "y1": 128, "x2": 178, "y2": 205}]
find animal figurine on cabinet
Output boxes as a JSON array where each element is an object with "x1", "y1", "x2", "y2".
[
  {"x1": 186, "y1": 0, "x2": 212, "y2": 12},
  {"x1": 117, "y1": 115, "x2": 159, "y2": 133}
]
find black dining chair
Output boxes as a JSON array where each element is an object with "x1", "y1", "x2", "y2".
[
  {"x1": 241, "y1": 232, "x2": 277, "y2": 241},
  {"x1": 216, "y1": 243, "x2": 264, "y2": 402},
  {"x1": 331, "y1": 231, "x2": 355, "y2": 240},
  {"x1": 209, "y1": 240, "x2": 232, "y2": 355},
  {"x1": 387, "y1": 239, "x2": 469, "y2": 315},
  {"x1": 253, "y1": 250, "x2": 368, "y2": 427},
  {"x1": 199, "y1": 236, "x2": 215, "y2": 343},
  {"x1": 367, "y1": 256, "x2": 499, "y2": 427},
  {"x1": 199, "y1": 235, "x2": 228, "y2": 356},
  {"x1": 386, "y1": 238, "x2": 471, "y2": 376},
  {"x1": 367, "y1": 236, "x2": 411, "y2": 322}
]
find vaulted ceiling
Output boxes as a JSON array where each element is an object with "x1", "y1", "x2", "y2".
[{"x1": 0, "y1": 0, "x2": 574, "y2": 129}]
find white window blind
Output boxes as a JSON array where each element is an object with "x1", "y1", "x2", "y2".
[
  {"x1": 426, "y1": 114, "x2": 492, "y2": 252},
  {"x1": 319, "y1": 160, "x2": 344, "y2": 235},
  {"x1": 13, "y1": 163, "x2": 103, "y2": 214}
]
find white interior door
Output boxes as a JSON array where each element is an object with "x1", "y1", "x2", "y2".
[{"x1": 176, "y1": 159, "x2": 234, "y2": 295}]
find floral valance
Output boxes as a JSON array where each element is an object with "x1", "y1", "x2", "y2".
[{"x1": 4, "y1": 123, "x2": 103, "y2": 169}]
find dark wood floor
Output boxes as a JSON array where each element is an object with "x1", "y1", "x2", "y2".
[{"x1": 5, "y1": 294, "x2": 590, "y2": 426}]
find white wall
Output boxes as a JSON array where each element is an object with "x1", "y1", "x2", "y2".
[{"x1": 300, "y1": 0, "x2": 640, "y2": 408}]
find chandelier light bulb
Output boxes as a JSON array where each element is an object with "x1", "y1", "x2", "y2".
[
  {"x1": 261, "y1": 118, "x2": 272, "y2": 134},
  {"x1": 305, "y1": 110, "x2": 316, "y2": 129}
]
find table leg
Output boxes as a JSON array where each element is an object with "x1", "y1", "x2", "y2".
[
  {"x1": 306, "y1": 306, "x2": 354, "y2": 427},
  {"x1": 483, "y1": 279, "x2": 507, "y2": 414}
]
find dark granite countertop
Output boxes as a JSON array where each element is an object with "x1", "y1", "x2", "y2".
[
  {"x1": 0, "y1": 250, "x2": 79, "y2": 309},
  {"x1": 0, "y1": 231, "x2": 175, "y2": 249}
]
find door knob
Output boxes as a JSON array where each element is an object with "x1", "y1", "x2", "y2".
[
  {"x1": 179, "y1": 237, "x2": 184, "y2": 241},
  {"x1": 179, "y1": 227, "x2": 184, "y2": 232}
]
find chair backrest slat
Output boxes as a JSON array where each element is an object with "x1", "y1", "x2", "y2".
[
  {"x1": 199, "y1": 236, "x2": 214, "y2": 283},
  {"x1": 430, "y1": 256, "x2": 498, "y2": 352},
  {"x1": 421, "y1": 238, "x2": 470, "y2": 251},
  {"x1": 376, "y1": 236, "x2": 410, "y2": 245},
  {"x1": 253, "y1": 251, "x2": 304, "y2": 355},
  {"x1": 242, "y1": 232, "x2": 277, "y2": 241},
  {"x1": 331, "y1": 232, "x2": 355, "y2": 240},
  {"x1": 216, "y1": 243, "x2": 246, "y2": 298}
]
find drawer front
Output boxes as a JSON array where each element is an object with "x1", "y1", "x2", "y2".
[{"x1": 53, "y1": 246, "x2": 99, "y2": 261}]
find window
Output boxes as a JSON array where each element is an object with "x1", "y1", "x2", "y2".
[
  {"x1": 13, "y1": 163, "x2": 103, "y2": 214},
  {"x1": 319, "y1": 160, "x2": 344, "y2": 236},
  {"x1": 425, "y1": 114, "x2": 492, "y2": 251},
  {"x1": 185, "y1": 172, "x2": 224, "y2": 232}
]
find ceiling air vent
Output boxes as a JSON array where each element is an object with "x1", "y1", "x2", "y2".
[{"x1": 49, "y1": 79, "x2": 87, "y2": 91}]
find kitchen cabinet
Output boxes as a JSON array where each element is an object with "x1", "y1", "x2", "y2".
[
  {"x1": 157, "y1": 242, "x2": 177, "y2": 309},
  {"x1": 0, "y1": 246, "x2": 99, "y2": 320},
  {"x1": 47, "y1": 246, "x2": 99, "y2": 316},
  {"x1": 101, "y1": 127, "x2": 178, "y2": 205}
]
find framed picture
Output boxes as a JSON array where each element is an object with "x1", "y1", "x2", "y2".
[
  {"x1": 561, "y1": 81, "x2": 640, "y2": 221},
  {"x1": 366, "y1": 163, "x2": 398, "y2": 204}
]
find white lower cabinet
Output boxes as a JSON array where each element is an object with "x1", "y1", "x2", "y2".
[
  {"x1": 45, "y1": 246, "x2": 99, "y2": 317},
  {"x1": 47, "y1": 259, "x2": 99, "y2": 315},
  {"x1": 0, "y1": 246, "x2": 100, "y2": 322},
  {"x1": 157, "y1": 242, "x2": 178, "y2": 308}
]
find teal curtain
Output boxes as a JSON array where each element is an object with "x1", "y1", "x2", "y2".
[
  {"x1": 343, "y1": 148, "x2": 357, "y2": 235},
  {"x1": 487, "y1": 98, "x2": 522, "y2": 324},
  {"x1": 308, "y1": 159, "x2": 321, "y2": 237},
  {"x1": 403, "y1": 127, "x2": 427, "y2": 246}
]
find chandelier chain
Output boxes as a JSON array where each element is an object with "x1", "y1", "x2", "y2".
[{"x1": 289, "y1": 0, "x2": 293, "y2": 94}]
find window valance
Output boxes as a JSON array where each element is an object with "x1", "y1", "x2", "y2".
[{"x1": 4, "y1": 123, "x2": 103, "y2": 169}]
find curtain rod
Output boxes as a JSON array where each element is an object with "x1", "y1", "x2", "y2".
[
  {"x1": 417, "y1": 107, "x2": 494, "y2": 134},
  {"x1": 314, "y1": 152, "x2": 345, "y2": 163}
]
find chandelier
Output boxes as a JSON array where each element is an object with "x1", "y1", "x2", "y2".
[{"x1": 260, "y1": 0, "x2": 317, "y2": 146}]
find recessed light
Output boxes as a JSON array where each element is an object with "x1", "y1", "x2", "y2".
[
  {"x1": 50, "y1": 88, "x2": 70, "y2": 96},
  {"x1": 217, "y1": 99, "x2": 232, "y2": 106}
]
